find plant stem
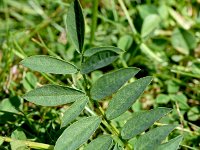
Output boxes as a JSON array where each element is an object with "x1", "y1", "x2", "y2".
[
  {"x1": 118, "y1": 0, "x2": 137, "y2": 35},
  {"x1": 90, "y1": 0, "x2": 99, "y2": 46},
  {"x1": 0, "y1": 136, "x2": 54, "y2": 150}
]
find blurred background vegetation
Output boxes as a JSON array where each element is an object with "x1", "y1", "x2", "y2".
[{"x1": 0, "y1": 0, "x2": 199, "y2": 149}]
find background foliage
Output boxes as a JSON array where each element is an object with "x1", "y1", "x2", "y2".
[{"x1": 0, "y1": 0, "x2": 199, "y2": 149}]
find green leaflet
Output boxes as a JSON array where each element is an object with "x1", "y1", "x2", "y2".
[
  {"x1": 155, "y1": 135, "x2": 183, "y2": 150},
  {"x1": 10, "y1": 129, "x2": 27, "y2": 150},
  {"x1": 61, "y1": 96, "x2": 89, "y2": 128},
  {"x1": 66, "y1": 0, "x2": 85, "y2": 53},
  {"x1": 90, "y1": 67, "x2": 140, "y2": 101},
  {"x1": 171, "y1": 28, "x2": 197, "y2": 55},
  {"x1": 21, "y1": 55, "x2": 78, "y2": 74},
  {"x1": 23, "y1": 85, "x2": 86, "y2": 106},
  {"x1": 134, "y1": 125, "x2": 176, "y2": 150},
  {"x1": 141, "y1": 14, "x2": 160, "y2": 38},
  {"x1": 84, "y1": 135, "x2": 113, "y2": 150},
  {"x1": 54, "y1": 116, "x2": 101, "y2": 150},
  {"x1": 121, "y1": 107, "x2": 172, "y2": 139},
  {"x1": 117, "y1": 35, "x2": 133, "y2": 51},
  {"x1": 84, "y1": 46, "x2": 124, "y2": 57},
  {"x1": 81, "y1": 51, "x2": 118, "y2": 74},
  {"x1": 113, "y1": 144, "x2": 124, "y2": 150},
  {"x1": 106, "y1": 76, "x2": 153, "y2": 120}
]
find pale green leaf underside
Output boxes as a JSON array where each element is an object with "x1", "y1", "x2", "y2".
[
  {"x1": 66, "y1": 0, "x2": 85, "y2": 53},
  {"x1": 54, "y1": 116, "x2": 101, "y2": 150},
  {"x1": 171, "y1": 28, "x2": 197, "y2": 55},
  {"x1": 84, "y1": 135, "x2": 113, "y2": 150},
  {"x1": 23, "y1": 85, "x2": 85, "y2": 106},
  {"x1": 90, "y1": 67, "x2": 140, "y2": 101},
  {"x1": 121, "y1": 107, "x2": 172, "y2": 139},
  {"x1": 21, "y1": 55, "x2": 78, "y2": 74},
  {"x1": 141, "y1": 14, "x2": 160, "y2": 38},
  {"x1": 155, "y1": 135, "x2": 183, "y2": 150},
  {"x1": 81, "y1": 51, "x2": 118, "y2": 74},
  {"x1": 11, "y1": 129, "x2": 27, "y2": 150},
  {"x1": 106, "y1": 76, "x2": 153, "y2": 120},
  {"x1": 84, "y1": 46, "x2": 124, "y2": 57},
  {"x1": 134, "y1": 125, "x2": 176, "y2": 150},
  {"x1": 61, "y1": 96, "x2": 89, "y2": 128}
]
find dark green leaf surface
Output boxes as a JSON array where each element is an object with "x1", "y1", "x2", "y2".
[
  {"x1": 141, "y1": 14, "x2": 160, "y2": 38},
  {"x1": 81, "y1": 51, "x2": 118, "y2": 74},
  {"x1": 54, "y1": 116, "x2": 101, "y2": 150},
  {"x1": 61, "y1": 96, "x2": 89, "y2": 128},
  {"x1": 84, "y1": 135, "x2": 113, "y2": 150},
  {"x1": 23, "y1": 85, "x2": 85, "y2": 106},
  {"x1": 134, "y1": 125, "x2": 176, "y2": 150},
  {"x1": 90, "y1": 67, "x2": 140, "y2": 101},
  {"x1": 84, "y1": 46, "x2": 124, "y2": 57},
  {"x1": 66, "y1": 0, "x2": 85, "y2": 53},
  {"x1": 121, "y1": 107, "x2": 172, "y2": 139},
  {"x1": 21, "y1": 55, "x2": 78, "y2": 74},
  {"x1": 106, "y1": 76, "x2": 153, "y2": 120},
  {"x1": 155, "y1": 135, "x2": 183, "y2": 150}
]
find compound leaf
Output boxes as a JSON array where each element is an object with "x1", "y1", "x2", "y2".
[
  {"x1": 106, "y1": 76, "x2": 152, "y2": 120},
  {"x1": 21, "y1": 55, "x2": 78, "y2": 74},
  {"x1": 121, "y1": 108, "x2": 172, "y2": 139},
  {"x1": 81, "y1": 51, "x2": 118, "y2": 74},
  {"x1": 155, "y1": 135, "x2": 183, "y2": 150},
  {"x1": 90, "y1": 67, "x2": 140, "y2": 101},
  {"x1": 61, "y1": 96, "x2": 89, "y2": 128},
  {"x1": 55, "y1": 116, "x2": 101, "y2": 150},
  {"x1": 23, "y1": 85, "x2": 85, "y2": 106},
  {"x1": 66, "y1": 0, "x2": 85, "y2": 53},
  {"x1": 84, "y1": 135, "x2": 113, "y2": 150},
  {"x1": 134, "y1": 125, "x2": 176, "y2": 150},
  {"x1": 84, "y1": 46, "x2": 124, "y2": 57}
]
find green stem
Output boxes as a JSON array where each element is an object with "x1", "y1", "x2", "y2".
[
  {"x1": 90, "y1": 0, "x2": 99, "y2": 46},
  {"x1": 118, "y1": 0, "x2": 137, "y2": 35},
  {"x1": 0, "y1": 136, "x2": 54, "y2": 150}
]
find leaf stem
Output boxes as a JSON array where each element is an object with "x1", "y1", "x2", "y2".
[{"x1": 0, "y1": 136, "x2": 54, "y2": 150}]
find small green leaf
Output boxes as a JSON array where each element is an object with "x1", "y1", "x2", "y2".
[
  {"x1": 84, "y1": 135, "x2": 113, "y2": 150},
  {"x1": 0, "y1": 97, "x2": 23, "y2": 114},
  {"x1": 23, "y1": 85, "x2": 85, "y2": 106},
  {"x1": 61, "y1": 96, "x2": 89, "y2": 128},
  {"x1": 156, "y1": 94, "x2": 170, "y2": 104},
  {"x1": 171, "y1": 28, "x2": 197, "y2": 55},
  {"x1": 55, "y1": 116, "x2": 101, "y2": 150},
  {"x1": 134, "y1": 125, "x2": 176, "y2": 150},
  {"x1": 155, "y1": 135, "x2": 183, "y2": 150},
  {"x1": 141, "y1": 14, "x2": 160, "y2": 38},
  {"x1": 22, "y1": 72, "x2": 37, "y2": 91},
  {"x1": 66, "y1": 0, "x2": 85, "y2": 53},
  {"x1": 81, "y1": 51, "x2": 118, "y2": 74},
  {"x1": 137, "y1": 4, "x2": 157, "y2": 19},
  {"x1": 84, "y1": 46, "x2": 124, "y2": 57},
  {"x1": 121, "y1": 108, "x2": 172, "y2": 139},
  {"x1": 113, "y1": 143, "x2": 123, "y2": 150},
  {"x1": 21, "y1": 55, "x2": 78, "y2": 74},
  {"x1": 106, "y1": 76, "x2": 153, "y2": 120},
  {"x1": 117, "y1": 35, "x2": 133, "y2": 51},
  {"x1": 0, "y1": 137, "x2": 3, "y2": 145},
  {"x1": 91, "y1": 67, "x2": 140, "y2": 101},
  {"x1": 11, "y1": 129, "x2": 27, "y2": 150}
]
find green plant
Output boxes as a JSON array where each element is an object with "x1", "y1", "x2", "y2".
[{"x1": 0, "y1": 0, "x2": 184, "y2": 150}]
